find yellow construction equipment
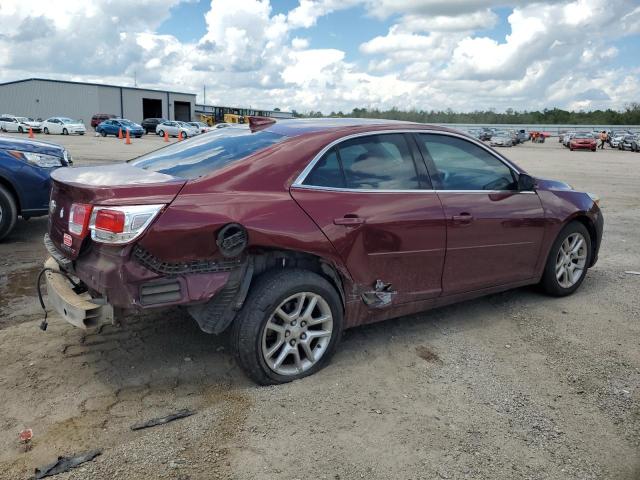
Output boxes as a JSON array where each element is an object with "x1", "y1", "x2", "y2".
[
  {"x1": 198, "y1": 114, "x2": 215, "y2": 126},
  {"x1": 223, "y1": 114, "x2": 246, "y2": 124}
]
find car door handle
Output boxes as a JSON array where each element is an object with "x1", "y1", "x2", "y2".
[
  {"x1": 451, "y1": 213, "x2": 473, "y2": 224},
  {"x1": 334, "y1": 216, "x2": 365, "y2": 226}
]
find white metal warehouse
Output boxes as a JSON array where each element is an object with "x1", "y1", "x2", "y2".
[{"x1": 0, "y1": 78, "x2": 196, "y2": 127}]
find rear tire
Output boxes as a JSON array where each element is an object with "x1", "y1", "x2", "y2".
[
  {"x1": 540, "y1": 221, "x2": 591, "y2": 297},
  {"x1": 0, "y1": 185, "x2": 18, "y2": 242},
  {"x1": 232, "y1": 269, "x2": 343, "y2": 385}
]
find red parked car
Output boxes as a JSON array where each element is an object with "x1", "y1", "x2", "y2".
[
  {"x1": 42, "y1": 118, "x2": 603, "y2": 384},
  {"x1": 90, "y1": 113, "x2": 117, "y2": 130},
  {"x1": 569, "y1": 133, "x2": 597, "y2": 151}
]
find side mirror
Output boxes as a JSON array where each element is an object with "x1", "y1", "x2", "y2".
[{"x1": 518, "y1": 173, "x2": 536, "y2": 191}]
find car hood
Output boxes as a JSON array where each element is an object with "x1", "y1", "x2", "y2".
[
  {"x1": 0, "y1": 136, "x2": 66, "y2": 157},
  {"x1": 21, "y1": 120, "x2": 41, "y2": 126}
]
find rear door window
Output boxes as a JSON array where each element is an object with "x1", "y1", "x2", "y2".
[
  {"x1": 130, "y1": 127, "x2": 286, "y2": 179},
  {"x1": 303, "y1": 134, "x2": 421, "y2": 190}
]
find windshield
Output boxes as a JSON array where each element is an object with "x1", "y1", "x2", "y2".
[
  {"x1": 574, "y1": 134, "x2": 592, "y2": 138},
  {"x1": 129, "y1": 127, "x2": 286, "y2": 179}
]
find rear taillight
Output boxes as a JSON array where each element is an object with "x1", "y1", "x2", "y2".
[
  {"x1": 68, "y1": 203, "x2": 93, "y2": 236},
  {"x1": 95, "y1": 209, "x2": 125, "y2": 233},
  {"x1": 89, "y1": 204, "x2": 164, "y2": 244}
]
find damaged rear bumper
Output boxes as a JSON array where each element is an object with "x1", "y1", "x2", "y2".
[{"x1": 44, "y1": 257, "x2": 114, "y2": 329}]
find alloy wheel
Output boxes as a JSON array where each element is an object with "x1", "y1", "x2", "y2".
[
  {"x1": 261, "y1": 292, "x2": 333, "y2": 376},
  {"x1": 555, "y1": 232, "x2": 587, "y2": 288}
]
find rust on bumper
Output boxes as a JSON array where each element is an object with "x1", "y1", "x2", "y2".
[{"x1": 44, "y1": 257, "x2": 114, "y2": 330}]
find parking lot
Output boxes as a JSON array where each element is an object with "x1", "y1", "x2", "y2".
[{"x1": 0, "y1": 132, "x2": 638, "y2": 479}]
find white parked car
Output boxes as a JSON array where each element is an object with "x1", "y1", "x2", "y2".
[
  {"x1": 42, "y1": 117, "x2": 86, "y2": 135},
  {"x1": 155, "y1": 121, "x2": 199, "y2": 138},
  {"x1": 187, "y1": 121, "x2": 211, "y2": 134},
  {"x1": 0, "y1": 115, "x2": 43, "y2": 133}
]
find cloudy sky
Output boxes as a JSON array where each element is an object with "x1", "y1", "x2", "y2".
[{"x1": 0, "y1": 0, "x2": 639, "y2": 113}]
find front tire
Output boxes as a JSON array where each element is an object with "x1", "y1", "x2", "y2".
[
  {"x1": 100, "y1": 130, "x2": 106, "y2": 137},
  {"x1": 540, "y1": 221, "x2": 591, "y2": 297},
  {"x1": 18, "y1": 126, "x2": 23, "y2": 134},
  {"x1": 158, "y1": 130, "x2": 164, "y2": 137},
  {"x1": 232, "y1": 269, "x2": 343, "y2": 385},
  {"x1": 0, "y1": 185, "x2": 18, "y2": 242},
  {"x1": 62, "y1": 128, "x2": 68, "y2": 135},
  {"x1": 43, "y1": 127, "x2": 49, "y2": 134}
]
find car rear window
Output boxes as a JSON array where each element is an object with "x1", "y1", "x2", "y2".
[{"x1": 130, "y1": 127, "x2": 286, "y2": 179}]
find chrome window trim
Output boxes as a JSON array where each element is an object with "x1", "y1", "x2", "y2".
[
  {"x1": 291, "y1": 184, "x2": 536, "y2": 195},
  {"x1": 292, "y1": 128, "x2": 525, "y2": 191}
]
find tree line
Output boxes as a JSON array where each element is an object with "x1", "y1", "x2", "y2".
[{"x1": 291, "y1": 103, "x2": 640, "y2": 125}]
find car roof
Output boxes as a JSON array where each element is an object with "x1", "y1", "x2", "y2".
[{"x1": 262, "y1": 117, "x2": 448, "y2": 137}]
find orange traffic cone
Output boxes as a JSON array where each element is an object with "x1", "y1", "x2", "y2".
[
  {"x1": 118, "y1": 128, "x2": 123, "y2": 139},
  {"x1": 125, "y1": 129, "x2": 131, "y2": 145},
  {"x1": 178, "y1": 131, "x2": 183, "y2": 141},
  {"x1": 164, "y1": 131, "x2": 169, "y2": 142},
  {"x1": 28, "y1": 127, "x2": 34, "y2": 138}
]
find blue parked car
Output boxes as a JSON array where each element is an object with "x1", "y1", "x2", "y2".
[
  {"x1": 0, "y1": 136, "x2": 71, "y2": 241},
  {"x1": 96, "y1": 118, "x2": 144, "y2": 138}
]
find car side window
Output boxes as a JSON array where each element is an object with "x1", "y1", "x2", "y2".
[
  {"x1": 304, "y1": 148, "x2": 345, "y2": 188},
  {"x1": 418, "y1": 134, "x2": 517, "y2": 191},
  {"x1": 338, "y1": 134, "x2": 420, "y2": 190},
  {"x1": 303, "y1": 134, "x2": 420, "y2": 190}
]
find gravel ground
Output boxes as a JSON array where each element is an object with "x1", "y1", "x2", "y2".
[{"x1": 0, "y1": 132, "x2": 638, "y2": 480}]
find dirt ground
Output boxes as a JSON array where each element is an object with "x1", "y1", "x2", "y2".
[{"x1": 0, "y1": 132, "x2": 638, "y2": 480}]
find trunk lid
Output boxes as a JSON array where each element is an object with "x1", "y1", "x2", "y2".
[{"x1": 49, "y1": 163, "x2": 186, "y2": 259}]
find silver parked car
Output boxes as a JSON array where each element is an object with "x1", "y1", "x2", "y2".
[
  {"x1": 155, "y1": 121, "x2": 200, "y2": 138},
  {"x1": 489, "y1": 130, "x2": 514, "y2": 147}
]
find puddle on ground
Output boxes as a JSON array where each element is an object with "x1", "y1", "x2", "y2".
[
  {"x1": 0, "y1": 265, "x2": 42, "y2": 329},
  {"x1": 415, "y1": 345, "x2": 442, "y2": 364}
]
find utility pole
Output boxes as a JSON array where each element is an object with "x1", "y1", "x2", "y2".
[{"x1": 203, "y1": 85, "x2": 206, "y2": 105}]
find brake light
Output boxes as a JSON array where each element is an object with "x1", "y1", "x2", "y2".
[
  {"x1": 68, "y1": 203, "x2": 93, "y2": 236},
  {"x1": 95, "y1": 209, "x2": 125, "y2": 233},
  {"x1": 89, "y1": 204, "x2": 164, "y2": 244}
]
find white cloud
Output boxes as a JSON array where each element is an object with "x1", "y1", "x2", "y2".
[
  {"x1": 0, "y1": 0, "x2": 638, "y2": 113},
  {"x1": 292, "y1": 37, "x2": 310, "y2": 49}
]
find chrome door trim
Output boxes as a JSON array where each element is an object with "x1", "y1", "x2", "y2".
[
  {"x1": 291, "y1": 128, "x2": 526, "y2": 189},
  {"x1": 290, "y1": 184, "x2": 536, "y2": 195}
]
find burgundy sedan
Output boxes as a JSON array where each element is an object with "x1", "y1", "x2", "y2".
[
  {"x1": 569, "y1": 133, "x2": 597, "y2": 151},
  {"x1": 42, "y1": 118, "x2": 603, "y2": 384}
]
